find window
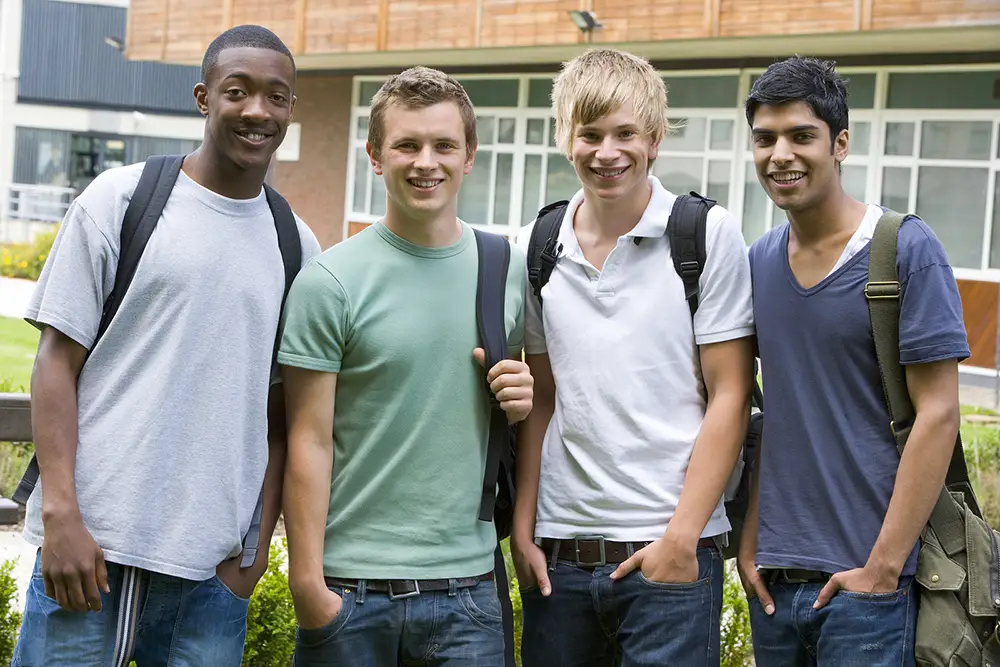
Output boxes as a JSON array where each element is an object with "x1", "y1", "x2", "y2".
[{"x1": 888, "y1": 72, "x2": 1000, "y2": 110}]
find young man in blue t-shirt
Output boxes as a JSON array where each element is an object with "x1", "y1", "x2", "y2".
[{"x1": 737, "y1": 56, "x2": 970, "y2": 666}]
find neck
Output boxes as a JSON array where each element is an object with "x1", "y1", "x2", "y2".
[
  {"x1": 182, "y1": 146, "x2": 268, "y2": 200},
  {"x1": 787, "y1": 188, "x2": 867, "y2": 246},
  {"x1": 576, "y1": 178, "x2": 653, "y2": 242},
  {"x1": 382, "y1": 202, "x2": 463, "y2": 248}
]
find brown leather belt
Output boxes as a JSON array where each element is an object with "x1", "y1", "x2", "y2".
[
  {"x1": 539, "y1": 536, "x2": 718, "y2": 568},
  {"x1": 324, "y1": 572, "x2": 493, "y2": 599}
]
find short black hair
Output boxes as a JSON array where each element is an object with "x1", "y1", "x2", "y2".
[
  {"x1": 745, "y1": 56, "x2": 849, "y2": 147},
  {"x1": 201, "y1": 24, "x2": 296, "y2": 84}
]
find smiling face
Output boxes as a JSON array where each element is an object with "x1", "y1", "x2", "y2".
[
  {"x1": 195, "y1": 46, "x2": 296, "y2": 172},
  {"x1": 570, "y1": 102, "x2": 658, "y2": 203},
  {"x1": 751, "y1": 100, "x2": 849, "y2": 213},
  {"x1": 367, "y1": 100, "x2": 475, "y2": 224}
]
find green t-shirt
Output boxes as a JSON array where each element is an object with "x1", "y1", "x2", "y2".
[{"x1": 277, "y1": 221, "x2": 526, "y2": 579}]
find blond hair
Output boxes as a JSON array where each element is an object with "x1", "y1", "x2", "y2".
[
  {"x1": 368, "y1": 66, "x2": 477, "y2": 158},
  {"x1": 551, "y1": 48, "x2": 671, "y2": 158}
]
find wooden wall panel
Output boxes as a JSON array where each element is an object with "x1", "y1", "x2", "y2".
[
  {"x1": 230, "y1": 0, "x2": 298, "y2": 51},
  {"x1": 348, "y1": 221, "x2": 372, "y2": 237},
  {"x1": 718, "y1": 0, "x2": 856, "y2": 37},
  {"x1": 386, "y1": 0, "x2": 477, "y2": 51},
  {"x1": 958, "y1": 279, "x2": 999, "y2": 370},
  {"x1": 304, "y1": 0, "x2": 380, "y2": 54},
  {"x1": 592, "y1": 0, "x2": 710, "y2": 43},
  {"x1": 162, "y1": 0, "x2": 223, "y2": 62},
  {"x1": 872, "y1": 0, "x2": 1000, "y2": 30},
  {"x1": 478, "y1": 0, "x2": 581, "y2": 48}
]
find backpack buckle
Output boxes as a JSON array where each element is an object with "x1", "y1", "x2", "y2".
[
  {"x1": 864, "y1": 281, "x2": 900, "y2": 300},
  {"x1": 679, "y1": 260, "x2": 700, "y2": 280}
]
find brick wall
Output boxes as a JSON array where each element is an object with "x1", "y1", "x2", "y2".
[{"x1": 271, "y1": 75, "x2": 352, "y2": 250}]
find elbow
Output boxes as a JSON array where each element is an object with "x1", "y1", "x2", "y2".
[{"x1": 917, "y1": 401, "x2": 961, "y2": 445}]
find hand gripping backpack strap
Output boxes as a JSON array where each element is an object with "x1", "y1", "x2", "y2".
[
  {"x1": 526, "y1": 201, "x2": 568, "y2": 308},
  {"x1": 866, "y1": 210, "x2": 979, "y2": 519},
  {"x1": 240, "y1": 184, "x2": 302, "y2": 570},
  {"x1": 472, "y1": 228, "x2": 516, "y2": 667},
  {"x1": 667, "y1": 192, "x2": 713, "y2": 318},
  {"x1": 11, "y1": 154, "x2": 183, "y2": 506}
]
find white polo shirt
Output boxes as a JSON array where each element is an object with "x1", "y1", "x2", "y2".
[{"x1": 515, "y1": 176, "x2": 754, "y2": 542}]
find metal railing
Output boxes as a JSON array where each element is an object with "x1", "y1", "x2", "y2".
[
  {"x1": 5, "y1": 184, "x2": 75, "y2": 223},
  {"x1": 0, "y1": 393, "x2": 31, "y2": 524}
]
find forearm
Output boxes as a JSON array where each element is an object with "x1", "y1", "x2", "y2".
[
  {"x1": 513, "y1": 394, "x2": 553, "y2": 542},
  {"x1": 254, "y1": 435, "x2": 287, "y2": 554},
  {"x1": 283, "y1": 433, "x2": 333, "y2": 594},
  {"x1": 869, "y1": 406, "x2": 959, "y2": 575},
  {"x1": 738, "y1": 432, "x2": 764, "y2": 558},
  {"x1": 31, "y1": 342, "x2": 85, "y2": 520},
  {"x1": 666, "y1": 390, "x2": 750, "y2": 546}
]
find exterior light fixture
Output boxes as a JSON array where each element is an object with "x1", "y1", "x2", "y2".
[
  {"x1": 103, "y1": 36, "x2": 125, "y2": 51},
  {"x1": 568, "y1": 10, "x2": 602, "y2": 32}
]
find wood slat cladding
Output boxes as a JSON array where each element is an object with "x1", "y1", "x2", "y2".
[
  {"x1": 126, "y1": 0, "x2": 1000, "y2": 64},
  {"x1": 872, "y1": 0, "x2": 1000, "y2": 30},
  {"x1": 957, "y1": 279, "x2": 999, "y2": 370},
  {"x1": 718, "y1": 0, "x2": 856, "y2": 37},
  {"x1": 348, "y1": 221, "x2": 372, "y2": 238}
]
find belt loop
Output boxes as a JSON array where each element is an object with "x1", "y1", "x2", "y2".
[
  {"x1": 357, "y1": 579, "x2": 367, "y2": 605},
  {"x1": 448, "y1": 578, "x2": 457, "y2": 597},
  {"x1": 626, "y1": 543, "x2": 635, "y2": 558},
  {"x1": 547, "y1": 540, "x2": 560, "y2": 572}
]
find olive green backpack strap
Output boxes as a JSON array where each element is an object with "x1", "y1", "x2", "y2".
[{"x1": 866, "y1": 209, "x2": 980, "y2": 514}]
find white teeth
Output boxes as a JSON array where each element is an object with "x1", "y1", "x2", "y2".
[
  {"x1": 594, "y1": 167, "x2": 627, "y2": 178},
  {"x1": 412, "y1": 180, "x2": 441, "y2": 189},
  {"x1": 771, "y1": 172, "x2": 805, "y2": 183},
  {"x1": 239, "y1": 132, "x2": 267, "y2": 141}
]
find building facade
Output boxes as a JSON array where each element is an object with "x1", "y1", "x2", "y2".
[
  {"x1": 126, "y1": 0, "x2": 1000, "y2": 376},
  {"x1": 0, "y1": 0, "x2": 205, "y2": 243}
]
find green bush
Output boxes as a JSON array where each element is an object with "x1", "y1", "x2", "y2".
[
  {"x1": 0, "y1": 228, "x2": 57, "y2": 281},
  {"x1": 721, "y1": 562, "x2": 753, "y2": 667},
  {"x1": 243, "y1": 538, "x2": 297, "y2": 667},
  {"x1": 0, "y1": 558, "x2": 23, "y2": 665}
]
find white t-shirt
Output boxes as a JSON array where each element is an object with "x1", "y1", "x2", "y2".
[
  {"x1": 23, "y1": 163, "x2": 321, "y2": 580},
  {"x1": 826, "y1": 204, "x2": 883, "y2": 277},
  {"x1": 515, "y1": 176, "x2": 755, "y2": 542}
]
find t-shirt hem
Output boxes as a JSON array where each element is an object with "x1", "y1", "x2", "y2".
[
  {"x1": 21, "y1": 529, "x2": 215, "y2": 581},
  {"x1": 535, "y1": 517, "x2": 730, "y2": 543},
  {"x1": 756, "y1": 550, "x2": 918, "y2": 577},
  {"x1": 695, "y1": 326, "x2": 755, "y2": 346},
  {"x1": 524, "y1": 342, "x2": 547, "y2": 355},
  {"x1": 276, "y1": 351, "x2": 342, "y2": 373},
  {"x1": 899, "y1": 345, "x2": 971, "y2": 365},
  {"x1": 25, "y1": 310, "x2": 94, "y2": 350},
  {"x1": 323, "y1": 554, "x2": 496, "y2": 581}
]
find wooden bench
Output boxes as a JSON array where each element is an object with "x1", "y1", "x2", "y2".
[{"x1": 0, "y1": 393, "x2": 32, "y2": 524}]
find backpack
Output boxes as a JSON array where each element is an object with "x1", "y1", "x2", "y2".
[
  {"x1": 525, "y1": 191, "x2": 763, "y2": 560},
  {"x1": 11, "y1": 154, "x2": 302, "y2": 571},
  {"x1": 867, "y1": 210, "x2": 1000, "y2": 666},
  {"x1": 472, "y1": 227, "x2": 518, "y2": 667}
]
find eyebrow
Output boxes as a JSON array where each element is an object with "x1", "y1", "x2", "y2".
[
  {"x1": 752, "y1": 124, "x2": 820, "y2": 136},
  {"x1": 222, "y1": 72, "x2": 291, "y2": 90}
]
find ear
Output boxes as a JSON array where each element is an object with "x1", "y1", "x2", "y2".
[
  {"x1": 193, "y1": 83, "x2": 209, "y2": 117},
  {"x1": 464, "y1": 140, "x2": 478, "y2": 175},
  {"x1": 366, "y1": 141, "x2": 383, "y2": 176},
  {"x1": 648, "y1": 137, "x2": 660, "y2": 164},
  {"x1": 289, "y1": 95, "x2": 297, "y2": 121},
  {"x1": 833, "y1": 128, "x2": 849, "y2": 164}
]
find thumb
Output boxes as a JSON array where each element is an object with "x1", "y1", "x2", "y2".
[
  {"x1": 610, "y1": 553, "x2": 640, "y2": 581},
  {"x1": 531, "y1": 561, "x2": 552, "y2": 597},
  {"x1": 813, "y1": 576, "x2": 839, "y2": 609},
  {"x1": 751, "y1": 576, "x2": 775, "y2": 615},
  {"x1": 96, "y1": 549, "x2": 110, "y2": 594},
  {"x1": 473, "y1": 347, "x2": 486, "y2": 368}
]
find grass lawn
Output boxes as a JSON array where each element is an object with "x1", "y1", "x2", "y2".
[{"x1": 0, "y1": 316, "x2": 38, "y2": 392}]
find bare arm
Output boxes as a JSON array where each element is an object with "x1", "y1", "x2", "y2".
[
  {"x1": 254, "y1": 386, "x2": 289, "y2": 559},
  {"x1": 510, "y1": 353, "x2": 555, "y2": 593},
  {"x1": 282, "y1": 365, "x2": 341, "y2": 628},
  {"x1": 737, "y1": 414, "x2": 775, "y2": 613},
  {"x1": 665, "y1": 337, "x2": 755, "y2": 547},
  {"x1": 33, "y1": 326, "x2": 110, "y2": 612},
  {"x1": 815, "y1": 358, "x2": 960, "y2": 606}
]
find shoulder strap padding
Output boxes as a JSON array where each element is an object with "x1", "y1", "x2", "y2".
[
  {"x1": 526, "y1": 201, "x2": 568, "y2": 305},
  {"x1": 667, "y1": 192, "x2": 714, "y2": 318}
]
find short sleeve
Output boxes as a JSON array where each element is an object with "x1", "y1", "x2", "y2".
[
  {"x1": 24, "y1": 200, "x2": 116, "y2": 349},
  {"x1": 277, "y1": 260, "x2": 351, "y2": 373},
  {"x1": 897, "y1": 219, "x2": 970, "y2": 365},
  {"x1": 514, "y1": 222, "x2": 546, "y2": 355},
  {"x1": 506, "y1": 242, "x2": 527, "y2": 358},
  {"x1": 692, "y1": 209, "x2": 755, "y2": 345}
]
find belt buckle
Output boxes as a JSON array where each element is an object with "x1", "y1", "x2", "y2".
[
  {"x1": 387, "y1": 580, "x2": 421, "y2": 600},
  {"x1": 573, "y1": 535, "x2": 607, "y2": 567}
]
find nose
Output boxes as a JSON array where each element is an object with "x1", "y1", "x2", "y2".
[
  {"x1": 771, "y1": 135, "x2": 795, "y2": 166},
  {"x1": 414, "y1": 144, "x2": 438, "y2": 171},
  {"x1": 240, "y1": 93, "x2": 269, "y2": 123},
  {"x1": 595, "y1": 135, "x2": 620, "y2": 161}
]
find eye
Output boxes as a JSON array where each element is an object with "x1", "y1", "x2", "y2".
[
  {"x1": 436, "y1": 142, "x2": 456, "y2": 151},
  {"x1": 753, "y1": 135, "x2": 775, "y2": 146},
  {"x1": 271, "y1": 94, "x2": 288, "y2": 104},
  {"x1": 225, "y1": 88, "x2": 246, "y2": 98},
  {"x1": 794, "y1": 133, "x2": 814, "y2": 143},
  {"x1": 619, "y1": 130, "x2": 637, "y2": 139}
]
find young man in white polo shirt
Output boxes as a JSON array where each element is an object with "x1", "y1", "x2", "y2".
[{"x1": 512, "y1": 47, "x2": 755, "y2": 666}]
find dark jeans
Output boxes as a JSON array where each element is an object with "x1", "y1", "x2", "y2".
[
  {"x1": 293, "y1": 577, "x2": 505, "y2": 666},
  {"x1": 749, "y1": 576, "x2": 918, "y2": 666},
  {"x1": 12, "y1": 550, "x2": 248, "y2": 667},
  {"x1": 520, "y1": 546, "x2": 723, "y2": 667}
]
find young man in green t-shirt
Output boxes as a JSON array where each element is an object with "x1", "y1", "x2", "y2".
[{"x1": 278, "y1": 66, "x2": 532, "y2": 666}]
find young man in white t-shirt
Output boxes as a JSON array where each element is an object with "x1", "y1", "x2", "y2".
[{"x1": 513, "y1": 48, "x2": 756, "y2": 666}]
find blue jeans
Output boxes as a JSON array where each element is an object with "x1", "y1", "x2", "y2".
[
  {"x1": 521, "y1": 546, "x2": 724, "y2": 667},
  {"x1": 293, "y1": 577, "x2": 505, "y2": 666},
  {"x1": 748, "y1": 576, "x2": 918, "y2": 666},
  {"x1": 12, "y1": 550, "x2": 249, "y2": 667}
]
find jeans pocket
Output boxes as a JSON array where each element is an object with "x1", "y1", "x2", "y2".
[
  {"x1": 213, "y1": 575, "x2": 252, "y2": 603},
  {"x1": 296, "y1": 589, "x2": 355, "y2": 648},
  {"x1": 634, "y1": 547, "x2": 719, "y2": 591},
  {"x1": 837, "y1": 585, "x2": 909, "y2": 603},
  {"x1": 458, "y1": 583, "x2": 504, "y2": 633}
]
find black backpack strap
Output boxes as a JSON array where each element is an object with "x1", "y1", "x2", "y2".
[
  {"x1": 526, "y1": 201, "x2": 568, "y2": 307},
  {"x1": 240, "y1": 183, "x2": 302, "y2": 570},
  {"x1": 472, "y1": 228, "x2": 516, "y2": 667},
  {"x1": 11, "y1": 155, "x2": 182, "y2": 507},
  {"x1": 667, "y1": 192, "x2": 714, "y2": 317}
]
